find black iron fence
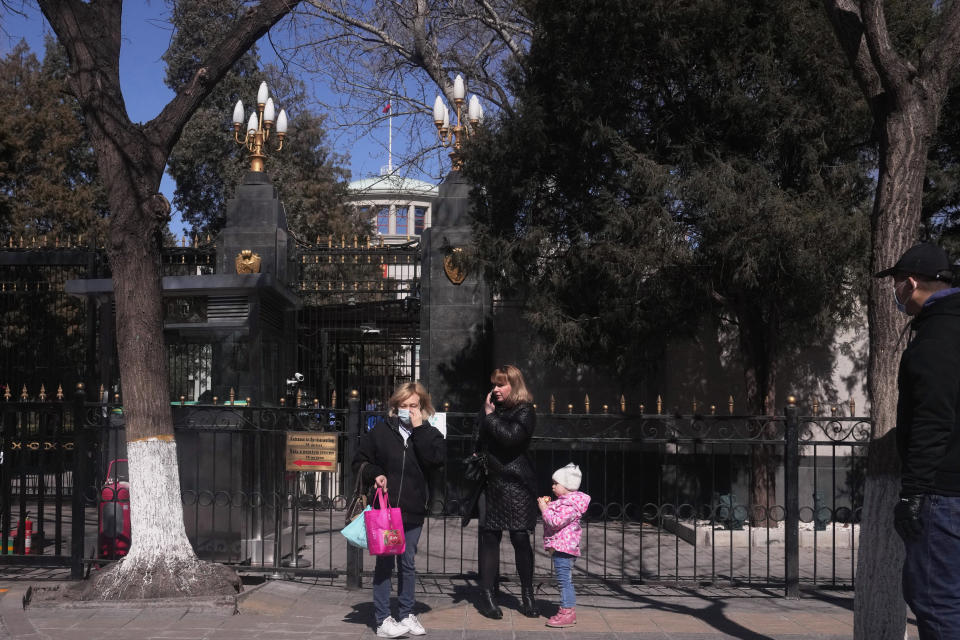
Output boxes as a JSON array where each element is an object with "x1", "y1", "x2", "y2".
[{"x1": 0, "y1": 390, "x2": 868, "y2": 596}]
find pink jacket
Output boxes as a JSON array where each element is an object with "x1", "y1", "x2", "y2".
[{"x1": 541, "y1": 491, "x2": 591, "y2": 556}]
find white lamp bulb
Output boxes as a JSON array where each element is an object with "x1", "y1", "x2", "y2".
[
  {"x1": 247, "y1": 112, "x2": 258, "y2": 134},
  {"x1": 232, "y1": 100, "x2": 244, "y2": 126},
  {"x1": 433, "y1": 95, "x2": 445, "y2": 125},
  {"x1": 453, "y1": 74, "x2": 465, "y2": 101},
  {"x1": 257, "y1": 81, "x2": 269, "y2": 105},
  {"x1": 468, "y1": 95, "x2": 482, "y2": 122},
  {"x1": 276, "y1": 109, "x2": 288, "y2": 134},
  {"x1": 264, "y1": 98, "x2": 275, "y2": 123}
]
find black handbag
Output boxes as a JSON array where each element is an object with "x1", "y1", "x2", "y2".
[
  {"x1": 462, "y1": 453, "x2": 487, "y2": 482},
  {"x1": 345, "y1": 462, "x2": 370, "y2": 525}
]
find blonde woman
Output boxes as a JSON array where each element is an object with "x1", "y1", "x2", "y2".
[
  {"x1": 468, "y1": 365, "x2": 539, "y2": 619},
  {"x1": 353, "y1": 382, "x2": 446, "y2": 638}
]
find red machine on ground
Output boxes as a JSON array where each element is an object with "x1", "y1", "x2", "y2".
[{"x1": 98, "y1": 459, "x2": 131, "y2": 559}]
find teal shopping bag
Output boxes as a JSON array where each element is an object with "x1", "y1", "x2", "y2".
[{"x1": 340, "y1": 506, "x2": 371, "y2": 548}]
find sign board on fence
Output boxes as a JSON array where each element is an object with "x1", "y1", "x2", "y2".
[{"x1": 285, "y1": 432, "x2": 338, "y2": 472}]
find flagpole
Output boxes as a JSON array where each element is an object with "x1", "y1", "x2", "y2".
[{"x1": 388, "y1": 98, "x2": 393, "y2": 173}]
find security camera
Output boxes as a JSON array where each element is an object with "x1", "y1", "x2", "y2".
[{"x1": 286, "y1": 373, "x2": 304, "y2": 387}]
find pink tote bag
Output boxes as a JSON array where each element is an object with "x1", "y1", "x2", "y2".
[{"x1": 365, "y1": 487, "x2": 406, "y2": 556}]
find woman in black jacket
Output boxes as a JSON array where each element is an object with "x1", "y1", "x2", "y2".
[
  {"x1": 471, "y1": 365, "x2": 539, "y2": 619},
  {"x1": 353, "y1": 382, "x2": 446, "y2": 638}
]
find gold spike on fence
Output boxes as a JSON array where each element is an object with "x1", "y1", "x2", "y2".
[
  {"x1": 57, "y1": 384, "x2": 63, "y2": 401},
  {"x1": 849, "y1": 397, "x2": 856, "y2": 416},
  {"x1": 567, "y1": 403, "x2": 574, "y2": 414},
  {"x1": 620, "y1": 394, "x2": 625, "y2": 413},
  {"x1": 3, "y1": 385, "x2": 10, "y2": 401},
  {"x1": 728, "y1": 395, "x2": 734, "y2": 415},
  {"x1": 39, "y1": 385, "x2": 46, "y2": 401},
  {"x1": 639, "y1": 403, "x2": 645, "y2": 413},
  {"x1": 114, "y1": 393, "x2": 120, "y2": 403},
  {"x1": 550, "y1": 394, "x2": 555, "y2": 414},
  {"x1": 180, "y1": 395, "x2": 186, "y2": 405},
  {"x1": 602, "y1": 404, "x2": 608, "y2": 414},
  {"x1": 21, "y1": 385, "x2": 27, "y2": 400},
  {"x1": 212, "y1": 396, "x2": 218, "y2": 405},
  {"x1": 443, "y1": 401, "x2": 450, "y2": 411},
  {"x1": 331, "y1": 390, "x2": 337, "y2": 409},
  {"x1": 296, "y1": 388, "x2": 303, "y2": 407},
  {"x1": 584, "y1": 394, "x2": 590, "y2": 414},
  {"x1": 229, "y1": 388, "x2": 236, "y2": 404},
  {"x1": 692, "y1": 398, "x2": 698, "y2": 413},
  {"x1": 831, "y1": 405, "x2": 838, "y2": 416},
  {"x1": 710, "y1": 404, "x2": 716, "y2": 415},
  {"x1": 656, "y1": 395, "x2": 662, "y2": 414},
  {"x1": 280, "y1": 397, "x2": 286, "y2": 406},
  {"x1": 812, "y1": 396, "x2": 820, "y2": 415}
]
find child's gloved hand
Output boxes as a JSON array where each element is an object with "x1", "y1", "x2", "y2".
[{"x1": 537, "y1": 496, "x2": 551, "y2": 512}]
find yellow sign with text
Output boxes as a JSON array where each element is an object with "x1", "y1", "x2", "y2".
[{"x1": 285, "y1": 432, "x2": 338, "y2": 472}]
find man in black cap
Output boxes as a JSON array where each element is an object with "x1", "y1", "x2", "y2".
[{"x1": 876, "y1": 242, "x2": 960, "y2": 638}]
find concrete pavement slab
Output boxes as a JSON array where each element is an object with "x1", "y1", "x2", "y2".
[{"x1": 0, "y1": 575, "x2": 927, "y2": 639}]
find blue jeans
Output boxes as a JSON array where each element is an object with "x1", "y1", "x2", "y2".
[
  {"x1": 553, "y1": 552, "x2": 576, "y2": 608},
  {"x1": 903, "y1": 495, "x2": 960, "y2": 639},
  {"x1": 373, "y1": 524, "x2": 422, "y2": 625}
]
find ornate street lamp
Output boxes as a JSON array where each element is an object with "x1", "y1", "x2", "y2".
[
  {"x1": 433, "y1": 74, "x2": 483, "y2": 171},
  {"x1": 232, "y1": 81, "x2": 288, "y2": 172}
]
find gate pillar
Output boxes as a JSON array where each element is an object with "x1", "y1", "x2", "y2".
[{"x1": 420, "y1": 170, "x2": 490, "y2": 409}]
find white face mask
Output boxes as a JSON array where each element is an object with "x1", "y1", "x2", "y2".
[
  {"x1": 397, "y1": 408, "x2": 411, "y2": 424},
  {"x1": 894, "y1": 279, "x2": 913, "y2": 314}
]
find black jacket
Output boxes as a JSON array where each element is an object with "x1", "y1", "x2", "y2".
[
  {"x1": 353, "y1": 416, "x2": 446, "y2": 527},
  {"x1": 897, "y1": 289, "x2": 960, "y2": 496},
  {"x1": 476, "y1": 402, "x2": 538, "y2": 530}
]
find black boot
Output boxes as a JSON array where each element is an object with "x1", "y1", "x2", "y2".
[
  {"x1": 519, "y1": 587, "x2": 540, "y2": 618},
  {"x1": 478, "y1": 588, "x2": 503, "y2": 619}
]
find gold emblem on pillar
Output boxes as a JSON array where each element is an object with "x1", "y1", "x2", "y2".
[
  {"x1": 235, "y1": 250, "x2": 262, "y2": 274},
  {"x1": 443, "y1": 247, "x2": 467, "y2": 285}
]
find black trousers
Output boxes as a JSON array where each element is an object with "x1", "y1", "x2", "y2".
[{"x1": 478, "y1": 528, "x2": 534, "y2": 591}]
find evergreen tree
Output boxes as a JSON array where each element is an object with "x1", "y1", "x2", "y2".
[
  {"x1": 466, "y1": 0, "x2": 871, "y2": 396},
  {"x1": 163, "y1": 0, "x2": 359, "y2": 239},
  {"x1": 0, "y1": 36, "x2": 107, "y2": 238}
]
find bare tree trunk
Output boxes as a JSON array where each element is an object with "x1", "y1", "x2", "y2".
[
  {"x1": 854, "y1": 110, "x2": 930, "y2": 640},
  {"x1": 821, "y1": 1, "x2": 960, "y2": 634},
  {"x1": 35, "y1": 0, "x2": 298, "y2": 599}
]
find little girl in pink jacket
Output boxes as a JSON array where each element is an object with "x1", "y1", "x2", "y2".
[{"x1": 537, "y1": 463, "x2": 591, "y2": 628}]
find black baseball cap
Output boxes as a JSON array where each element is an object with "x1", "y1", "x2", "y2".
[{"x1": 874, "y1": 243, "x2": 954, "y2": 280}]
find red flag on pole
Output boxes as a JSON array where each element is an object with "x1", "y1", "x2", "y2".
[{"x1": 382, "y1": 102, "x2": 391, "y2": 114}]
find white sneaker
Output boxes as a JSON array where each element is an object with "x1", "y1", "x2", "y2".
[
  {"x1": 376, "y1": 616, "x2": 406, "y2": 638},
  {"x1": 398, "y1": 614, "x2": 426, "y2": 636}
]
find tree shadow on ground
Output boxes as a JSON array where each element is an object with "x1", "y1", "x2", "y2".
[{"x1": 581, "y1": 576, "x2": 781, "y2": 640}]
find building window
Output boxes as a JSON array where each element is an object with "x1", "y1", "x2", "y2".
[
  {"x1": 377, "y1": 206, "x2": 390, "y2": 235},
  {"x1": 414, "y1": 207, "x2": 427, "y2": 234},
  {"x1": 396, "y1": 207, "x2": 408, "y2": 236}
]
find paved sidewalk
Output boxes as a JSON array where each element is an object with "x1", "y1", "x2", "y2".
[{"x1": 0, "y1": 575, "x2": 916, "y2": 639}]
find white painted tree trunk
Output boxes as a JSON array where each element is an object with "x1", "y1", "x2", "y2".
[
  {"x1": 124, "y1": 439, "x2": 196, "y2": 564},
  {"x1": 89, "y1": 439, "x2": 216, "y2": 600}
]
